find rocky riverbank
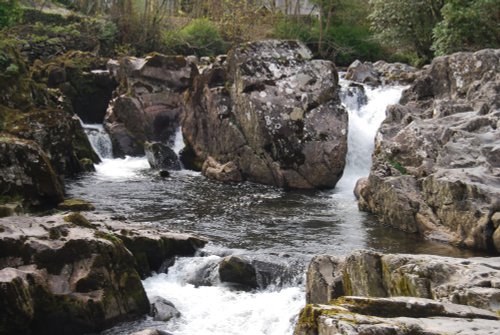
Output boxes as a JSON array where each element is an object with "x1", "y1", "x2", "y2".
[
  {"x1": 295, "y1": 250, "x2": 500, "y2": 335},
  {"x1": 355, "y1": 49, "x2": 500, "y2": 253},
  {"x1": 0, "y1": 212, "x2": 206, "y2": 335}
]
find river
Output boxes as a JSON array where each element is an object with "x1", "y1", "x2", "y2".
[{"x1": 70, "y1": 79, "x2": 475, "y2": 335}]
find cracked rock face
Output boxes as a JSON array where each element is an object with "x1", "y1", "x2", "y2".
[
  {"x1": 105, "y1": 55, "x2": 198, "y2": 157},
  {"x1": 296, "y1": 250, "x2": 500, "y2": 335},
  {"x1": 182, "y1": 40, "x2": 348, "y2": 189},
  {"x1": 356, "y1": 49, "x2": 500, "y2": 252}
]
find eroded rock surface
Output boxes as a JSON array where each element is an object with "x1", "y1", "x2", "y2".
[
  {"x1": 345, "y1": 60, "x2": 418, "y2": 85},
  {"x1": 105, "y1": 55, "x2": 197, "y2": 157},
  {"x1": 0, "y1": 213, "x2": 206, "y2": 335},
  {"x1": 356, "y1": 49, "x2": 500, "y2": 252},
  {"x1": 296, "y1": 250, "x2": 500, "y2": 335},
  {"x1": 182, "y1": 40, "x2": 348, "y2": 189}
]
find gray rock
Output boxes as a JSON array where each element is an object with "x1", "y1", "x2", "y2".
[
  {"x1": 296, "y1": 250, "x2": 500, "y2": 335},
  {"x1": 218, "y1": 255, "x2": 258, "y2": 289},
  {"x1": 130, "y1": 329, "x2": 173, "y2": 335},
  {"x1": 0, "y1": 135, "x2": 64, "y2": 207},
  {"x1": 358, "y1": 49, "x2": 500, "y2": 252},
  {"x1": 345, "y1": 60, "x2": 381, "y2": 85},
  {"x1": 202, "y1": 156, "x2": 242, "y2": 183},
  {"x1": 345, "y1": 60, "x2": 418, "y2": 86},
  {"x1": 105, "y1": 54, "x2": 198, "y2": 157},
  {"x1": 150, "y1": 296, "x2": 181, "y2": 322},
  {"x1": 145, "y1": 141, "x2": 181, "y2": 170},
  {"x1": 183, "y1": 40, "x2": 348, "y2": 189},
  {"x1": 0, "y1": 213, "x2": 207, "y2": 334}
]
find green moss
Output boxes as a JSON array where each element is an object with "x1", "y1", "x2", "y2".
[
  {"x1": 58, "y1": 198, "x2": 95, "y2": 211},
  {"x1": 94, "y1": 231, "x2": 122, "y2": 245},
  {"x1": 297, "y1": 304, "x2": 322, "y2": 332},
  {"x1": 63, "y1": 212, "x2": 94, "y2": 228},
  {"x1": 388, "y1": 159, "x2": 407, "y2": 175},
  {"x1": 48, "y1": 227, "x2": 61, "y2": 240}
]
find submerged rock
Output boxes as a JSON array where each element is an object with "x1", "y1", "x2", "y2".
[
  {"x1": 0, "y1": 135, "x2": 64, "y2": 207},
  {"x1": 0, "y1": 213, "x2": 206, "y2": 334},
  {"x1": 57, "y1": 198, "x2": 95, "y2": 211},
  {"x1": 145, "y1": 141, "x2": 181, "y2": 170},
  {"x1": 345, "y1": 59, "x2": 418, "y2": 85},
  {"x1": 219, "y1": 255, "x2": 258, "y2": 289},
  {"x1": 357, "y1": 49, "x2": 500, "y2": 252},
  {"x1": 149, "y1": 296, "x2": 181, "y2": 322},
  {"x1": 295, "y1": 250, "x2": 500, "y2": 335},
  {"x1": 183, "y1": 40, "x2": 348, "y2": 189},
  {"x1": 105, "y1": 54, "x2": 197, "y2": 157}
]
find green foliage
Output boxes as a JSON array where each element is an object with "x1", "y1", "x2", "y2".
[
  {"x1": 432, "y1": 0, "x2": 500, "y2": 55},
  {"x1": 0, "y1": 0, "x2": 22, "y2": 28},
  {"x1": 164, "y1": 18, "x2": 226, "y2": 57},
  {"x1": 273, "y1": 17, "x2": 315, "y2": 43},
  {"x1": 369, "y1": 0, "x2": 445, "y2": 62}
]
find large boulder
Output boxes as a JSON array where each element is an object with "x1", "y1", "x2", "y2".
[
  {"x1": 345, "y1": 60, "x2": 418, "y2": 86},
  {"x1": 0, "y1": 213, "x2": 207, "y2": 334},
  {"x1": 182, "y1": 40, "x2": 348, "y2": 189},
  {"x1": 144, "y1": 141, "x2": 181, "y2": 170},
  {"x1": 295, "y1": 250, "x2": 500, "y2": 335},
  {"x1": 0, "y1": 135, "x2": 64, "y2": 207},
  {"x1": 356, "y1": 49, "x2": 500, "y2": 252},
  {"x1": 105, "y1": 55, "x2": 198, "y2": 157}
]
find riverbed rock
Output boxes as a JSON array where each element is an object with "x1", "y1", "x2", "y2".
[
  {"x1": 357, "y1": 49, "x2": 500, "y2": 252},
  {"x1": 145, "y1": 141, "x2": 181, "y2": 170},
  {"x1": 0, "y1": 213, "x2": 207, "y2": 334},
  {"x1": 182, "y1": 40, "x2": 348, "y2": 189},
  {"x1": 202, "y1": 156, "x2": 243, "y2": 183},
  {"x1": 345, "y1": 60, "x2": 418, "y2": 86},
  {"x1": 0, "y1": 135, "x2": 64, "y2": 207},
  {"x1": 105, "y1": 54, "x2": 198, "y2": 157},
  {"x1": 149, "y1": 296, "x2": 181, "y2": 322},
  {"x1": 57, "y1": 198, "x2": 95, "y2": 211},
  {"x1": 295, "y1": 297, "x2": 500, "y2": 335},
  {"x1": 218, "y1": 255, "x2": 258, "y2": 289},
  {"x1": 296, "y1": 250, "x2": 500, "y2": 335}
]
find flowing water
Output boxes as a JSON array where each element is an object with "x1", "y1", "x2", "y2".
[{"x1": 74, "y1": 80, "x2": 476, "y2": 335}]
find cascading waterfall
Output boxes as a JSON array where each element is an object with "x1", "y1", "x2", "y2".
[
  {"x1": 334, "y1": 78, "x2": 407, "y2": 193},
  {"x1": 75, "y1": 82, "x2": 420, "y2": 335},
  {"x1": 83, "y1": 123, "x2": 150, "y2": 180}
]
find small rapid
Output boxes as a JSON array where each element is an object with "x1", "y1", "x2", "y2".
[{"x1": 73, "y1": 80, "x2": 475, "y2": 335}]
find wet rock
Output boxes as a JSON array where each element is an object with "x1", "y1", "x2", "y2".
[
  {"x1": 159, "y1": 170, "x2": 170, "y2": 178},
  {"x1": 105, "y1": 54, "x2": 198, "y2": 157},
  {"x1": 358, "y1": 49, "x2": 500, "y2": 252},
  {"x1": 296, "y1": 250, "x2": 500, "y2": 335},
  {"x1": 345, "y1": 60, "x2": 418, "y2": 86},
  {"x1": 57, "y1": 198, "x2": 95, "y2": 211},
  {"x1": 218, "y1": 255, "x2": 258, "y2": 289},
  {"x1": 0, "y1": 135, "x2": 64, "y2": 207},
  {"x1": 306, "y1": 255, "x2": 345, "y2": 304},
  {"x1": 149, "y1": 296, "x2": 181, "y2": 322},
  {"x1": 304, "y1": 250, "x2": 500, "y2": 312},
  {"x1": 345, "y1": 60, "x2": 380, "y2": 85},
  {"x1": 202, "y1": 156, "x2": 242, "y2": 183},
  {"x1": 339, "y1": 82, "x2": 368, "y2": 111},
  {"x1": 0, "y1": 202, "x2": 23, "y2": 218},
  {"x1": 145, "y1": 141, "x2": 181, "y2": 170},
  {"x1": 0, "y1": 213, "x2": 207, "y2": 334},
  {"x1": 183, "y1": 40, "x2": 348, "y2": 189},
  {"x1": 294, "y1": 297, "x2": 500, "y2": 335}
]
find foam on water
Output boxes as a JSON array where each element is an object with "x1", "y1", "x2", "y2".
[
  {"x1": 142, "y1": 256, "x2": 304, "y2": 335},
  {"x1": 94, "y1": 156, "x2": 150, "y2": 180},
  {"x1": 334, "y1": 79, "x2": 406, "y2": 194}
]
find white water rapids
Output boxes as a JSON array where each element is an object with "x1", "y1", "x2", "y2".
[{"x1": 82, "y1": 79, "x2": 406, "y2": 335}]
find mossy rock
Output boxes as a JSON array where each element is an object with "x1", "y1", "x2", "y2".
[
  {"x1": 57, "y1": 198, "x2": 95, "y2": 212},
  {"x1": 63, "y1": 212, "x2": 94, "y2": 228}
]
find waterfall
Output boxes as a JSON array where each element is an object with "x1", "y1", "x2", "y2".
[
  {"x1": 172, "y1": 126, "x2": 185, "y2": 156},
  {"x1": 83, "y1": 124, "x2": 113, "y2": 160},
  {"x1": 335, "y1": 78, "x2": 406, "y2": 193}
]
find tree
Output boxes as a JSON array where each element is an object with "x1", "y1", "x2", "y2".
[
  {"x1": 368, "y1": 0, "x2": 445, "y2": 62},
  {"x1": 432, "y1": 0, "x2": 500, "y2": 55},
  {"x1": 0, "y1": 0, "x2": 22, "y2": 28}
]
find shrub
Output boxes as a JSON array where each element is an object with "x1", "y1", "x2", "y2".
[
  {"x1": 164, "y1": 18, "x2": 226, "y2": 57},
  {"x1": 0, "y1": 0, "x2": 22, "y2": 28}
]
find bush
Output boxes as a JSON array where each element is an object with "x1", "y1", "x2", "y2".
[
  {"x1": 273, "y1": 17, "x2": 315, "y2": 44},
  {"x1": 432, "y1": 0, "x2": 500, "y2": 55},
  {"x1": 164, "y1": 19, "x2": 226, "y2": 57},
  {"x1": 0, "y1": 0, "x2": 22, "y2": 28}
]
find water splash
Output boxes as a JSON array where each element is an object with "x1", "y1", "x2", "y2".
[
  {"x1": 82, "y1": 124, "x2": 113, "y2": 159},
  {"x1": 335, "y1": 79, "x2": 406, "y2": 193}
]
